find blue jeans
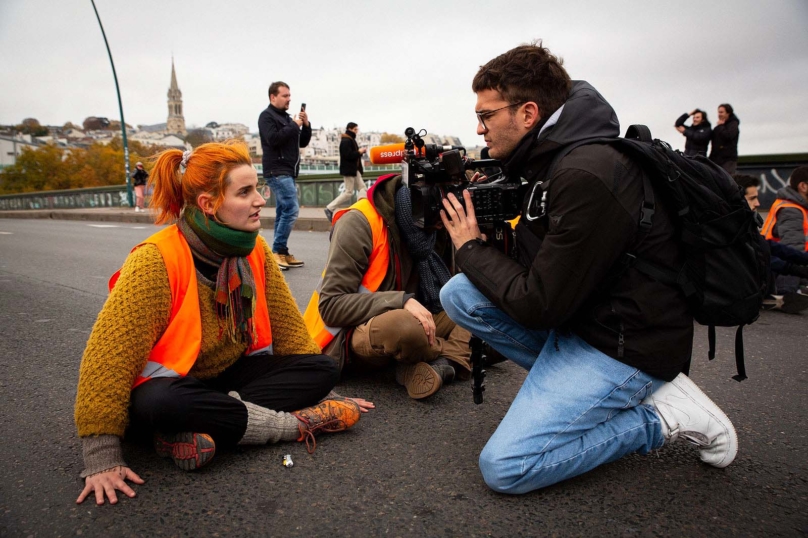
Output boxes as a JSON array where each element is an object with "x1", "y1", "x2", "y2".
[
  {"x1": 440, "y1": 274, "x2": 665, "y2": 494},
  {"x1": 267, "y1": 175, "x2": 299, "y2": 254}
]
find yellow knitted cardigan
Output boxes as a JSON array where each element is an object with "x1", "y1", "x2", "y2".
[{"x1": 74, "y1": 235, "x2": 320, "y2": 438}]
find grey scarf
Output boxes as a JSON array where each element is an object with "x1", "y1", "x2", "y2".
[{"x1": 394, "y1": 186, "x2": 451, "y2": 313}]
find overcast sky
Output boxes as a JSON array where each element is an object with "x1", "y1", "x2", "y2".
[{"x1": 1, "y1": 0, "x2": 806, "y2": 155}]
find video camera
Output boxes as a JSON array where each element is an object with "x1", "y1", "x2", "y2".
[
  {"x1": 397, "y1": 128, "x2": 524, "y2": 231},
  {"x1": 395, "y1": 128, "x2": 524, "y2": 406}
]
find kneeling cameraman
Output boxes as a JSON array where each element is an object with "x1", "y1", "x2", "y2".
[{"x1": 439, "y1": 42, "x2": 737, "y2": 494}]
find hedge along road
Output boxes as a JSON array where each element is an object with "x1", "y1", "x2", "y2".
[{"x1": 0, "y1": 217, "x2": 806, "y2": 537}]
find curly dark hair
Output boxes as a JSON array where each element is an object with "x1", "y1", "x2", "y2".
[
  {"x1": 733, "y1": 173, "x2": 760, "y2": 193},
  {"x1": 472, "y1": 40, "x2": 571, "y2": 119}
]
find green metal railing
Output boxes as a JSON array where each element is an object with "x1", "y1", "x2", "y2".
[{"x1": 0, "y1": 169, "x2": 394, "y2": 210}]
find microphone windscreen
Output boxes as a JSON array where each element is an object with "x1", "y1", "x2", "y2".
[
  {"x1": 368, "y1": 143, "x2": 407, "y2": 165},
  {"x1": 480, "y1": 147, "x2": 490, "y2": 159}
]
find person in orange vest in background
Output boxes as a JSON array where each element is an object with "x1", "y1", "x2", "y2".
[
  {"x1": 734, "y1": 174, "x2": 808, "y2": 313},
  {"x1": 760, "y1": 166, "x2": 808, "y2": 295},
  {"x1": 75, "y1": 140, "x2": 373, "y2": 506},
  {"x1": 304, "y1": 174, "x2": 472, "y2": 400}
]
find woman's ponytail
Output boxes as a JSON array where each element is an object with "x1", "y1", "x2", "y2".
[{"x1": 148, "y1": 149, "x2": 185, "y2": 224}]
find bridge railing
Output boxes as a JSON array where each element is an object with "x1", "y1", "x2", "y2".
[
  {"x1": 2, "y1": 156, "x2": 806, "y2": 211},
  {"x1": 0, "y1": 169, "x2": 395, "y2": 210}
]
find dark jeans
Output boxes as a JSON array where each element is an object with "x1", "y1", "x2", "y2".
[{"x1": 128, "y1": 353, "x2": 339, "y2": 447}]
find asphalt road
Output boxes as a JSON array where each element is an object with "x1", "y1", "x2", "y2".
[{"x1": 0, "y1": 218, "x2": 806, "y2": 537}]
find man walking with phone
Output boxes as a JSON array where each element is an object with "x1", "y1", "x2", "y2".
[{"x1": 258, "y1": 81, "x2": 312, "y2": 269}]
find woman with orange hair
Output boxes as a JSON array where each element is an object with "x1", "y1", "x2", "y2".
[{"x1": 74, "y1": 140, "x2": 373, "y2": 505}]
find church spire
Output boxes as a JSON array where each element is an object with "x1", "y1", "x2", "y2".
[
  {"x1": 166, "y1": 58, "x2": 186, "y2": 136},
  {"x1": 170, "y1": 57, "x2": 179, "y2": 92}
]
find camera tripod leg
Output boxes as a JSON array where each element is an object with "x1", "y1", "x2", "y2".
[{"x1": 470, "y1": 336, "x2": 486, "y2": 404}]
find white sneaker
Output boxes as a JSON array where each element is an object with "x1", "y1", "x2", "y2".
[{"x1": 642, "y1": 373, "x2": 738, "y2": 468}]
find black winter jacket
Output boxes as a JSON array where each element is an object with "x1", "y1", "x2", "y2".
[
  {"x1": 339, "y1": 131, "x2": 364, "y2": 176},
  {"x1": 674, "y1": 113, "x2": 712, "y2": 157},
  {"x1": 258, "y1": 105, "x2": 312, "y2": 178},
  {"x1": 709, "y1": 114, "x2": 740, "y2": 165},
  {"x1": 131, "y1": 168, "x2": 149, "y2": 187},
  {"x1": 455, "y1": 81, "x2": 693, "y2": 381}
]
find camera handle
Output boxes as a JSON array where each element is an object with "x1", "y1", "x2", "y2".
[{"x1": 470, "y1": 336, "x2": 486, "y2": 404}]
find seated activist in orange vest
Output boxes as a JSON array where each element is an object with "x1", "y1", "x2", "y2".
[
  {"x1": 304, "y1": 173, "x2": 472, "y2": 400},
  {"x1": 75, "y1": 141, "x2": 373, "y2": 506},
  {"x1": 761, "y1": 166, "x2": 808, "y2": 295}
]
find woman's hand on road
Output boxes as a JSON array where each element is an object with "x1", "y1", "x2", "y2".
[
  {"x1": 347, "y1": 397, "x2": 375, "y2": 413},
  {"x1": 76, "y1": 466, "x2": 144, "y2": 505}
]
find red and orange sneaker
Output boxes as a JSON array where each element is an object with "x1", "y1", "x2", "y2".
[
  {"x1": 293, "y1": 399, "x2": 361, "y2": 453},
  {"x1": 154, "y1": 432, "x2": 216, "y2": 471}
]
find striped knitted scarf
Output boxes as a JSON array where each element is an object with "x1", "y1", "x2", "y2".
[
  {"x1": 394, "y1": 186, "x2": 451, "y2": 314},
  {"x1": 178, "y1": 208, "x2": 259, "y2": 345}
]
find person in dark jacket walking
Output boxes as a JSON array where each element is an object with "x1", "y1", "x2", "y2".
[
  {"x1": 438, "y1": 42, "x2": 737, "y2": 494},
  {"x1": 674, "y1": 109, "x2": 711, "y2": 156},
  {"x1": 131, "y1": 162, "x2": 149, "y2": 212},
  {"x1": 324, "y1": 122, "x2": 367, "y2": 223},
  {"x1": 709, "y1": 103, "x2": 740, "y2": 174},
  {"x1": 258, "y1": 81, "x2": 312, "y2": 269}
]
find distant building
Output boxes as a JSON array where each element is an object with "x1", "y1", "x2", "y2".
[
  {"x1": 209, "y1": 123, "x2": 249, "y2": 141},
  {"x1": 0, "y1": 134, "x2": 41, "y2": 169},
  {"x1": 166, "y1": 59, "x2": 186, "y2": 136},
  {"x1": 300, "y1": 127, "x2": 383, "y2": 165},
  {"x1": 137, "y1": 123, "x2": 168, "y2": 133}
]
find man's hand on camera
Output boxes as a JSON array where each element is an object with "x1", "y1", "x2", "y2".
[
  {"x1": 441, "y1": 191, "x2": 483, "y2": 250},
  {"x1": 404, "y1": 298, "x2": 436, "y2": 346}
]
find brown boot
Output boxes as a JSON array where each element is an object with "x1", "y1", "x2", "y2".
[
  {"x1": 395, "y1": 358, "x2": 455, "y2": 400},
  {"x1": 281, "y1": 252, "x2": 305, "y2": 267},
  {"x1": 293, "y1": 399, "x2": 361, "y2": 453},
  {"x1": 272, "y1": 252, "x2": 290, "y2": 271}
]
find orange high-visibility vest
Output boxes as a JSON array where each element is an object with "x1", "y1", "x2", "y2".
[
  {"x1": 303, "y1": 198, "x2": 390, "y2": 349},
  {"x1": 760, "y1": 199, "x2": 808, "y2": 251},
  {"x1": 109, "y1": 225, "x2": 273, "y2": 388}
]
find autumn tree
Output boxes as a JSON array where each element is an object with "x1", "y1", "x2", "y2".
[
  {"x1": 16, "y1": 118, "x2": 49, "y2": 137},
  {"x1": 0, "y1": 138, "x2": 166, "y2": 194},
  {"x1": 0, "y1": 145, "x2": 78, "y2": 193},
  {"x1": 380, "y1": 132, "x2": 404, "y2": 144},
  {"x1": 185, "y1": 129, "x2": 214, "y2": 148},
  {"x1": 83, "y1": 117, "x2": 110, "y2": 131}
]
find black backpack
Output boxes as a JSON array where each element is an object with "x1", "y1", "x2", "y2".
[{"x1": 545, "y1": 125, "x2": 770, "y2": 381}]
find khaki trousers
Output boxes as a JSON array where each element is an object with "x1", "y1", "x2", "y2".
[
  {"x1": 327, "y1": 172, "x2": 367, "y2": 211},
  {"x1": 349, "y1": 309, "x2": 472, "y2": 373}
]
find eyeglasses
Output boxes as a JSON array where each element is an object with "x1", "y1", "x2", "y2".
[{"x1": 476, "y1": 102, "x2": 526, "y2": 130}]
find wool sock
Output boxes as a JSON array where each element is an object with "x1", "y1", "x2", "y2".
[{"x1": 228, "y1": 392, "x2": 300, "y2": 445}]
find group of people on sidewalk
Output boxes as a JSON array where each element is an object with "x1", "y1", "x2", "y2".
[{"x1": 76, "y1": 41, "x2": 806, "y2": 506}]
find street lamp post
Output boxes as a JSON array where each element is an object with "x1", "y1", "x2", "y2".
[{"x1": 90, "y1": 0, "x2": 133, "y2": 208}]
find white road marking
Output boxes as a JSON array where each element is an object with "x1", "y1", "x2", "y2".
[
  {"x1": 87, "y1": 224, "x2": 120, "y2": 228},
  {"x1": 0, "y1": 231, "x2": 12, "y2": 234}
]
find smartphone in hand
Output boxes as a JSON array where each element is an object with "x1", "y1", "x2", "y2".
[{"x1": 300, "y1": 103, "x2": 306, "y2": 112}]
